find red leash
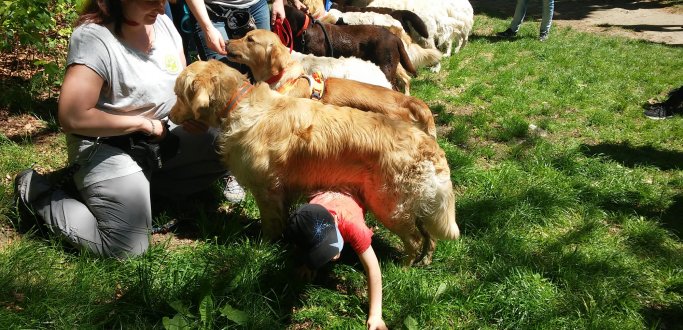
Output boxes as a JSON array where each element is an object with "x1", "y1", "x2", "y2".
[{"x1": 272, "y1": 18, "x2": 294, "y2": 53}]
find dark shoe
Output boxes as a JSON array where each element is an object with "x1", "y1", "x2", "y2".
[
  {"x1": 496, "y1": 28, "x2": 517, "y2": 38},
  {"x1": 644, "y1": 104, "x2": 673, "y2": 120},
  {"x1": 539, "y1": 31, "x2": 549, "y2": 41},
  {"x1": 13, "y1": 169, "x2": 51, "y2": 234}
]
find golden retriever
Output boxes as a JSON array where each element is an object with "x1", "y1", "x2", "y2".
[
  {"x1": 169, "y1": 60, "x2": 460, "y2": 265},
  {"x1": 226, "y1": 29, "x2": 436, "y2": 138}
]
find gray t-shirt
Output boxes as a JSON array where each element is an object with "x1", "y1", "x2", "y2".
[
  {"x1": 66, "y1": 14, "x2": 183, "y2": 119},
  {"x1": 65, "y1": 14, "x2": 184, "y2": 188}
]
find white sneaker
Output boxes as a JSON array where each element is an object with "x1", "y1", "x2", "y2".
[{"x1": 223, "y1": 175, "x2": 246, "y2": 203}]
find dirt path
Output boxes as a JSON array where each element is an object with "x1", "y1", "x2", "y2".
[{"x1": 472, "y1": 0, "x2": 683, "y2": 45}]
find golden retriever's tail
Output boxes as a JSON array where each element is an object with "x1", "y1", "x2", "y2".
[
  {"x1": 415, "y1": 161, "x2": 460, "y2": 241},
  {"x1": 426, "y1": 180, "x2": 460, "y2": 240}
]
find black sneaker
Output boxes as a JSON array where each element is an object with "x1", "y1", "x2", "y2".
[
  {"x1": 496, "y1": 28, "x2": 517, "y2": 38},
  {"x1": 644, "y1": 104, "x2": 673, "y2": 120},
  {"x1": 14, "y1": 168, "x2": 41, "y2": 234},
  {"x1": 539, "y1": 31, "x2": 549, "y2": 41}
]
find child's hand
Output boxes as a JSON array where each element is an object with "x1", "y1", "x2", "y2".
[{"x1": 367, "y1": 315, "x2": 387, "y2": 330}]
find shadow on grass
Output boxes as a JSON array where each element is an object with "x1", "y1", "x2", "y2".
[
  {"x1": 641, "y1": 302, "x2": 683, "y2": 330},
  {"x1": 580, "y1": 142, "x2": 683, "y2": 170},
  {"x1": 598, "y1": 23, "x2": 683, "y2": 34},
  {"x1": 151, "y1": 188, "x2": 264, "y2": 244},
  {"x1": 660, "y1": 193, "x2": 683, "y2": 239}
]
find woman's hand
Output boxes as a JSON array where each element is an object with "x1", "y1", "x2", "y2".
[
  {"x1": 271, "y1": 0, "x2": 286, "y2": 25},
  {"x1": 146, "y1": 118, "x2": 167, "y2": 142},
  {"x1": 204, "y1": 25, "x2": 227, "y2": 55}
]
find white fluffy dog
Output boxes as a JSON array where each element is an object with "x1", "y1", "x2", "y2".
[{"x1": 291, "y1": 51, "x2": 393, "y2": 89}]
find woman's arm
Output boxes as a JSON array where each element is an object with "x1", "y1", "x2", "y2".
[
  {"x1": 185, "y1": 0, "x2": 226, "y2": 54},
  {"x1": 358, "y1": 246, "x2": 387, "y2": 330},
  {"x1": 58, "y1": 64, "x2": 163, "y2": 138}
]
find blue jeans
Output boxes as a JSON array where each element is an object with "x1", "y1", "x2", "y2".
[
  {"x1": 193, "y1": 0, "x2": 271, "y2": 64},
  {"x1": 509, "y1": 0, "x2": 554, "y2": 34}
]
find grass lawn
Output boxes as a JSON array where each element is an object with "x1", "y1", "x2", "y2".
[{"x1": 1, "y1": 9, "x2": 682, "y2": 330}]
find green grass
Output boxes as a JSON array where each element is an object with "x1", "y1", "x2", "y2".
[{"x1": 2, "y1": 12, "x2": 683, "y2": 330}]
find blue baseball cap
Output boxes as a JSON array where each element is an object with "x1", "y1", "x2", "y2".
[{"x1": 285, "y1": 203, "x2": 344, "y2": 269}]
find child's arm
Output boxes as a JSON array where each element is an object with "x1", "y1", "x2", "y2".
[{"x1": 358, "y1": 246, "x2": 388, "y2": 330}]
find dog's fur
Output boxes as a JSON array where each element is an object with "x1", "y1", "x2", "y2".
[
  {"x1": 342, "y1": 0, "x2": 474, "y2": 60},
  {"x1": 290, "y1": 51, "x2": 392, "y2": 89},
  {"x1": 284, "y1": 4, "x2": 416, "y2": 89},
  {"x1": 226, "y1": 29, "x2": 436, "y2": 137},
  {"x1": 170, "y1": 60, "x2": 460, "y2": 265}
]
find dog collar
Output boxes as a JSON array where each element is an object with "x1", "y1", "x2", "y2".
[
  {"x1": 265, "y1": 69, "x2": 285, "y2": 85},
  {"x1": 302, "y1": 71, "x2": 325, "y2": 100},
  {"x1": 296, "y1": 14, "x2": 311, "y2": 37},
  {"x1": 219, "y1": 82, "x2": 253, "y2": 118}
]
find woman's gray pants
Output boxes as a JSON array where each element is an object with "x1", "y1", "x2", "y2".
[{"x1": 25, "y1": 126, "x2": 226, "y2": 259}]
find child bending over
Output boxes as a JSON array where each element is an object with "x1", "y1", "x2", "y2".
[{"x1": 284, "y1": 191, "x2": 387, "y2": 330}]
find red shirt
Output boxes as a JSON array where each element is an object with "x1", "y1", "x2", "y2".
[{"x1": 310, "y1": 192, "x2": 373, "y2": 254}]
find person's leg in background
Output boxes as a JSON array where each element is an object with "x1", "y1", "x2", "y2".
[
  {"x1": 247, "y1": 0, "x2": 271, "y2": 30},
  {"x1": 509, "y1": 0, "x2": 529, "y2": 34},
  {"x1": 539, "y1": 0, "x2": 554, "y2": 41},
  {"x1": 497, "y1": 0, "x2": 528, "y2": 37}
]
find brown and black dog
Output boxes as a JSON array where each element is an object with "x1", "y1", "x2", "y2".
[{"x1": 283, "y1": 4, "x2": 416, "y2": 90}]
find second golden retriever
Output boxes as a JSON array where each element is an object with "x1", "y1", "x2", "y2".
[
  {"x1": 169, "y1": 60, "x2": 459, "y2": 265},
  {"x1": 226, "y1": 29, "x2": 436, "y2": 138}
]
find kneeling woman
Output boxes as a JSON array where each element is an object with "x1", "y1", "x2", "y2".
[{"x1": 14, "y1": 0, "x2": 227, "y2": 258}]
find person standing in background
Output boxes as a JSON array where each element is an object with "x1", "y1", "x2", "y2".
[{"x1": 497, "y1": 0, "x2": 554, "y2": 41}]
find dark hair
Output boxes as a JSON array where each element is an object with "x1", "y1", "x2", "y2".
[{"x1": 75, "y1": 0, "x2": 124, "y2": 35}]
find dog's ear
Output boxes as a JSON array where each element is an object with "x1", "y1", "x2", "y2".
[
  {"x1": 191, "y1": 80, "x2": 214, "y2": 123},
  {"x1": 268, "y1": 42, "x2": 288, "y2": 77}
]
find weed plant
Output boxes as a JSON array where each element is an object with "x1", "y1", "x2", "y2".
[{"x1": 1, "y1": 12, "x2": 682, "y2": 330}]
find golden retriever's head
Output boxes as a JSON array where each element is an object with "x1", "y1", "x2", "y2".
[
  {"x1": 170, "y1": 60, "x2": 248, "y2": 127},
  {"x1": 225, "y1": 29, "x2": 290, "y2": 81}
]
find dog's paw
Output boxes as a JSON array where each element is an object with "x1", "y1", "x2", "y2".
[{"x1": 430, "y1": 63, "x2": 441, "y2": 73}]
